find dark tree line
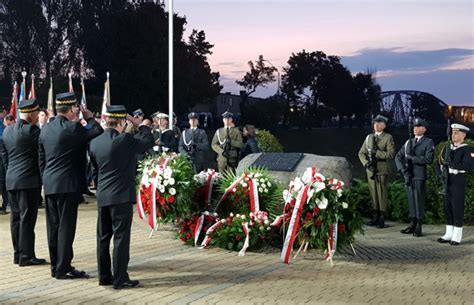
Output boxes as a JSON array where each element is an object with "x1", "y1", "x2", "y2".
[{"x1": 0, "y1": 1, "x2": 221, "y2": 114}]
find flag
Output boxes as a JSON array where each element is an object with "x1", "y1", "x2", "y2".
[
  {"x1": 68, "y1": 72, "x2": 74, "y2": 93},
  {"x1": 18, "y1": 73, "x2": 26, "y2": 120},
  {"x1": 100, "y1": 72, "x2": 111, "y2": 124},
  {"x1": 8, "y1": 82, "x2": 18, "y2": 120},
  {"x1": 47, "y1": 77, "x2": 54, "y2": 117},
  {"x1": 28, "y1": 74, "x2": 36, "y2": 99},
  {"x1": 79, "y1": 78, "x2": 87, "y2": 120}
]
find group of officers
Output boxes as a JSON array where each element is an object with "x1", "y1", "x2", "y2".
[
  {"x1": 358, "y1": 115, "x2": 473, "y2": 245},
  {"x1": 0, "y1": 93, "x2": 256, "y2": 289}
]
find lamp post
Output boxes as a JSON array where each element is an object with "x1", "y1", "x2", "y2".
[{"x1": 263, "y1": 59, "x2": 280, "y2": 96}]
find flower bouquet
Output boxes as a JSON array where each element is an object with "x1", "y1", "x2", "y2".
[
  {"x1": 193, "y1": 169, "x2": 221, "y2": 211},
  {"x1": 136, "y1": 153, "x2": 195, "y2": 231},
  {"x1": 178, "y1": 211, "x2": 219, "y2": 246},
  {"x1": 276, "y1": 167, "x2": 364, "y2": 264}
]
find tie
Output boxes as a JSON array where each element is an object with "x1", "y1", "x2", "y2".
[{"x1": 415, "y1": 138, "x2": 419, "y2": 143}]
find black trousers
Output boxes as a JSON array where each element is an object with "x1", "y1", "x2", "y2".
[
  {"x1": 97, "y1": 203, "x2": 133, "y2": 286},
  {"x1": 406, "y1": 180, "x2": 426, "y2": 219},
  {"x1": 9, "y1": 188, "x2": 40, "y2": 263},
  {"x1": 45, "y1": 193, "x2": 80, "y2": 276},
  {"x1": 444, "y1": 174, "x2": 466, "y2": 227}
]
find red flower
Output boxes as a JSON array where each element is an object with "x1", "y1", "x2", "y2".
[
  {"x1": 155, "y1": 192, "x2": 160, "y2": 200},
  {"x1": 235, "y1": 234, "x2": 242, "y2": 241},
  {"x1": 313, "y1": 207, "x2": 320, "y2": 215},
  {"x1": 305, "y1": 211, "x2": 313, "y2": 221},
  {"x1": 315, "y1": 219, "x2": 322, "y2": 227},
  {"x1": 159, "y1": 198, "x2": 166, "y2": 206},
  {"x1": 185, "y1": 232, "x2": 191, "y2": 239},
  {"x1": 338, "y1": 223, "x2": 346, "y2": 233},
  {"x1": 168, "y1": 195, "x2": 175, "y2": 204}
]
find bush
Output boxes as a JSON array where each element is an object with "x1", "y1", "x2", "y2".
[{"x1": 256, "y1": 130, "x2": 284, "y2": 152}]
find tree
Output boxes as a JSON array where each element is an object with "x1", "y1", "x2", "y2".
[{"x1": 236, "y1": 55, "x2": 277, "y2": 96}]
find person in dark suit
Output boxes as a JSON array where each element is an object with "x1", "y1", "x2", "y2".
[
  {"x1": 395, "y1": 118, "x2": 435, "y2": 237},
  {"x1": 178, "y1": 112, "x2": 209, "y2": 172},
  {"x1": 90, "y1": 105, "x2": 153, "y2": 289},
  {"x1": 1, "y1": 99, "x2": 47, "y2": 266},
  {"x1": 0, "y1": 114, "x2": 15, "y2": 215},
  {"x1": 39, "y1": 92, "x2": 103, "y2": 279}
]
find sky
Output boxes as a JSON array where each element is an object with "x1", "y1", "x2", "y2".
[{"x1": 174, "y1": 0, "x2": 473, "y2": 106}]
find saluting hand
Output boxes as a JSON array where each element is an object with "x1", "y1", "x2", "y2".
[
  {"x1": 126, "y1": 114, "x2": 144, "y2": 127},
  {"x1": 80, "y1": 105, "x2": 93, "y2": 120}
]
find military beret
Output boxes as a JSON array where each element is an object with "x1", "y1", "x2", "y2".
[
  {"x1": 105, "y1": 105, "x2": 127, "y2": 118},
  {"x1": 18, "y1": 99, "x2": 39, "y2": 113},
  {"x1": 56, "y1": 92, "x2": 77, "y2": 106}
]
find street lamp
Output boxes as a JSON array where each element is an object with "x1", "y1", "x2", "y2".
[{"x1": 263, "y1": 59, "x2": 280, "y2": 96}]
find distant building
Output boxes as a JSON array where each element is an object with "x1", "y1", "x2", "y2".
[
  {"x1": 190, "y1": 91, "x2": 266, "y2": 117},
  {"x1": 128, "y1": 0, "x2": 162, "y2": 5}
]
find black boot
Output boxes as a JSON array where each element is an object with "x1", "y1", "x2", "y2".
[
  {"x1": 413, "y1": 219, "x2": 422, "y2": 237},
  {"x1": 400, "y1": 218, "x2": 416, "y2": 234},
  {"x1": 367, "y1": 211, "x2": 379, "y2": 226},
  {"x1": 376, "y1": 215, "x2": 385, "y2": 229}
]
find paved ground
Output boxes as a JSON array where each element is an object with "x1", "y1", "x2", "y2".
[{"x1": 0, "y1": 201, "x2": 472, "y2": 304}]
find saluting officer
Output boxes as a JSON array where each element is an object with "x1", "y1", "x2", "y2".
[
  {"x1": 211, "y1": 111, "x2": 244, "y2": 174},
  {"x1": 437, "y1": 124, "x2": 473, "y2": 245},
  {"x1": 178, "y1": 112, "x2": 209, "y2": 172},
  {"x1": 395, "y1": 118, "x2": 434, "y2": 237},
  {"x1": 1, "y1": 99, "x2": 46, "y2": 266},
  {"x1": 90, "y1": 105, "x2": 154, "y2": 289},
  {"x1": 39, "y1": 92, "x2": 103, "y2": 279},
  {"x1": 358, "y1": 115, "x2": 395, "y2": 229}
]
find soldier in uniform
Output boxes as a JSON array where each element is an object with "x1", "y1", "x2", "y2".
[
  {"x1": 395, "y1": 118, "x2": 434, "y2": 237},
  {"x1": 358, "y1": 115, "x2": 395, "y2": 229},
  {"x1": 39, "y1": 92, "x2": 103, "y2": 279},
  {"x1": 90, "y1": 105, "x2": 153, "y2": 289},
  {"x1": 1, "y1": 99, "x2": 46, "y2": 266},
  {"x1": 437, "y1": 124, "x2": 473, "y2": 245},
  {"x1": 178, "y1": 112, "x2": 209, "y2": 172},
  {"x1": 211, "y1": 111, "x2": 244, "y2": 174},
  {"x1": 172, "y1": 112, "x2": 181, "y2": 146},
  {"x1": 150, "y1": 113, "x2": 178, "y2": 154}
]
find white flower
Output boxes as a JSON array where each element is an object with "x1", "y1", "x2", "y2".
[
  {"x1": 240, "y1": 215, "x2": 246, "y2": 220},
  {"x1": 249, "y1": 212, "x2": 254, "y2": 217},
  {"x1": 221, "y1": 219, "x2": 226, "y2": 224},
  {"x1": 230, "y1": 212, "x2": 234, "y2": 217},
  {"x1": 260, "y1": 178, "x2": 266, "y2": 183},
  {"x1": 232, "y1": 188, "x2": 237, "y2": 193},
  {"x1": 168, "y1": 178, "x2": 175, "y2": 186},
  {"x1": 164, "y1": 168, "x2": 172, "y2": 179},
  {"x1": 264, "y1": 189, "x2": 268, "y2": 193},
  {"x1": 159, "y1": 185, "x2": 165, "y2": 193},
  {"x1": 267, "y1": 227, "x2": 271, "y2": 231},
  {"x1": 163, "y1": 180, "x2": 169, "y2": 186},
  {"x1": 337, "y1": 189, "x2": 343, "y2": 197},
  {"x1": 259, "y1": 226, "x2": 265, "y2": 231},
  {"x1": 258, "y1": 187, "x2": 263, "y2": 193},
  {"x1": 245, "y1": 177, "x2": 250, "y2": 181},
  {"x1": 213, "y1": 212, "x2": 218, "y2": 217},
  {"x1": 242, "y1": 183, "x2": 248, "y2": 188},
  {"x1": 169, "y1": 188, "x2": 176, "y2": 195},
  {"x1": 342, "y1": 202, "x2": 348, "y2": 209},
  {"x1": 264, "y1": 219, "x2": 270, "y2": 225},
  {"x1": 236, "y1": 214, "x2": 241, "y2": 218},
  {"x1": 313, "y1": 181, "x2": 326, "y2": 193},
  {"x1": 267, "y1": 182, "x2": 272, "y2": 187},
  {"x1": 204, "y1": 211, "x2": 210, "y2": 216},
  {"x1": 316, "y1": 195, "x2": 329, "y2": 210}
]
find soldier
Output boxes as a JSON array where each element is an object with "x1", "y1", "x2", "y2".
[
  {"x1": 39, "y1": 92, "x2": 103, "y2": 279},
  {"x1": 90, "y1": 105, "x2": 153, "y2": 289},
  {"x1": 1, "y1": 99, "x2": 46, "y2": 266},
  {"x1": 211, "y1": 111, "x2": 244, "y2": 174},
  {"x1": 172, "y1": 112, "x2": 181, "y2": 146},
  {"x1": 150, "y1": 113, "x2": 178, "y2": 154},
  {"x1": 178, "y1": 112, "x2": 209, "y2": 172},
  {"x1": 358, "y1": 115, "x2": 395, "y2": 229},
  {"x1": 395, "y1": 118, "x2": 434, "y2": 237},
  {"x1": 437, "y1": 124, "x2": 473, "y2": 245}
]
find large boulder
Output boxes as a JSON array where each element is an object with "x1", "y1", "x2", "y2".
[{"x1": 237, "y1": 153, "x2": 352, "y2": 187}]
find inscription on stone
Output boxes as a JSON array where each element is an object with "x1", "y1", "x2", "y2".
[{"x1": 252, "y1": 153, "x2": 304, "y2": 172}]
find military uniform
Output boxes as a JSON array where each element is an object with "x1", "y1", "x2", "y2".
[
  {"x1": 39, "y1": 92, "x2": 103, "y2": 279},
  {"x1": 211, "y1": 111, "x2": 244, "y2": 174},
  {"x1": 1, "y1": 99, "x2": 46, "y2": 266},
  {"x1": 150, "y1": 113, "x2": 178, "y2": 154},
  {"x1": 395, "y1": 118, "x2": 434, "y2": 236},
  {"x1": 358, "y1": 115, "x2": 395, "y2": 228},
  {"x1": 90, "y1": 105, "x2": 153, "y2": 289},
  {"x1": 437, "y1": 124, "x2": 473, "y2": 245},
  {"x1": 178, "y1": 112, "x2": 209, "y2": 173}
]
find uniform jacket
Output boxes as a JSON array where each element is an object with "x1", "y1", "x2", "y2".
[
  {"x1": 1, "y1": 120, "x2": 42, "y2": 190},
  {"x1": 211, "y1": 127, "x2": 244, "y2": 162},
  {"x1": 90, "y1": 126, "x2": 154, "y2": 207},
  {"x1": 358, "y1": 132, "x2": 396, "y2": 175},
  {"x1": 39, "y1": 115, "x2": 103, "y2": 195},
  {"x1": 178, "y1": 128, "x2": 209, "y2": 166},
  {"x1": 395, "y1": 136, "x2": 435, "y2": 180}
]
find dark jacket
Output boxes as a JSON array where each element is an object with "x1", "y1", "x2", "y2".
[
  {"x1": 178, "y1": 127, "x2": 209, "y2": 170},
  {"x1": 39, "y1": 115, "x2": 103, "y2": 195},
  {"x1": 90, "y1": 126, "x2": 154, "y2": 207},
  {"x1": 1, "y1": 120, "x2": 42, "y2": 190},
  {"x1": 240, "y1": 137, "x2": 260, "y2": 159},
  {"x1": 395, "y1": 136, "x2": 435, "y2": 180}
]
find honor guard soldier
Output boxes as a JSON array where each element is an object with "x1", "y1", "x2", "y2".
[
  {"x1": 358, "y1": 115, "x2": 395, "y2": 228},
  {"x1": 437, "y1": 124, "x2": 473, "y2": 245},
  {"x1": 178, "y1": 112, "x2": 209, "y2": 172},
  {"x1": 1, "y1": 98, "x2": 46, "y2": 266},
  {"x1": 39, "y1": 92, "x2": 103, "y2": 279},
  {"x1": 395, "y1": 118, "x2": 434, "y2": 237},
  {"x1": 151, "y1": 113, "x2": 178, "y2": 154},
  {"x1": 211, "y1": 111, "x2": 244, "y2": 174},
  {"x1": 90, "y1": 105, "x2": 153, "y2": 289}
]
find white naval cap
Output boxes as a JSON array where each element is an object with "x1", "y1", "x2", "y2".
[{"x1": 451, "y1": 123, "x2": 470, "y2": 133}]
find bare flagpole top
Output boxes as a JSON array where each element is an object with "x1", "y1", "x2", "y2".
[
  {"x1": 106, "y1": 72, "x2": 110, "y2": 79},
  {"x1": 21, "y1": 71, "x2": 27, "y2": 78}
]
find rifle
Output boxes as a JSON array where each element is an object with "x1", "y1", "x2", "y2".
[
  {"x1": 404, "y1": 115, "x2": 414, "y2": 186},
  {"x1": 439, "y1": 119, "x2": 451, "y2": 195},
  {"x1": 366, "y1": 117, "x2": 378, "y2": 180}
]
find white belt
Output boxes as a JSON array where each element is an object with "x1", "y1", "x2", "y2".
[{"x1": 449, "y1": 168, "x2": 466, "y2": 175}]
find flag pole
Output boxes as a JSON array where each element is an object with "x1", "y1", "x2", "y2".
[{"x1": 168, "y1": 0, "x2": 174, "y2": 129}]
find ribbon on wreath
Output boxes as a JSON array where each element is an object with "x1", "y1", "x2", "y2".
[
  {"x1": 238, "y1": 222, "x2": 250, "y2": 256},
  {"x1": 248, "y1": 178, "x2": 260, "y2": 213},
  {"x1": 200, "y1": 219, "x2": 223, "y2": 248},
  {"x1": 280, "y1": 178, "x2": 316, "y2": 264},
  {"x1": 204, "y1": 170, "x2": 218, "y2": 208},
  {"x1": 325, "y1": 221, "x2": 338, "y2": 261},
  {"x1": 193, "y1": 212, "x2": 218, "y2": 247},
  {"x1": 215, "y1": 175, "x2": 246, "y2": 211}
]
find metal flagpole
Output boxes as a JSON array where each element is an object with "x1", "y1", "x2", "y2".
[{"x1": 168, "y1": 0, "x2": 174, "y2": 129}]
